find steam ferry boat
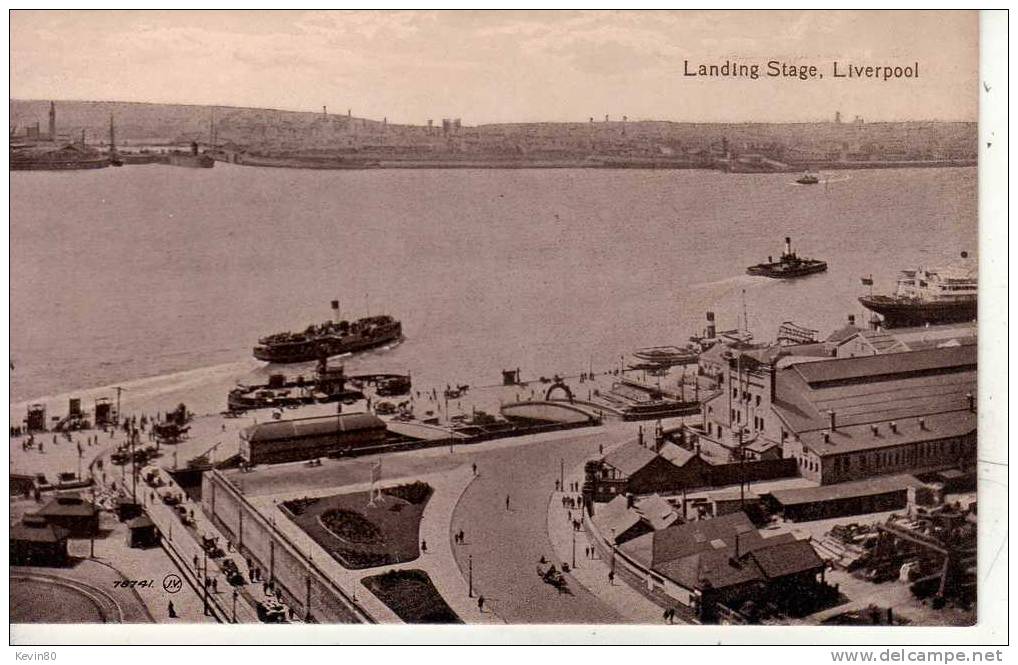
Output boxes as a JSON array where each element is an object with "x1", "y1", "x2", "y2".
[
  {"x1": 859, "y1": 254, "x2": 977, "y2": 328},
  {"x1": 746, "y1": 237, "x2": 828, "y2": 279},
  {"x1": 253, "y1": 301, "x2": 403, "y2": 363}
]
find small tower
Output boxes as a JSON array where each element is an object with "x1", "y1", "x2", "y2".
[{"x1": 48, "y1": 101, "x2": 56, "y2": 142}]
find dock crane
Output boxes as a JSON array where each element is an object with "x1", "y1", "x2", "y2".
[{"x1": 188, "y1": 441, "x2": 223, "y2": 470}]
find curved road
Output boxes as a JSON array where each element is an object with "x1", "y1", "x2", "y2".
[{"x1": 450, "y1": 430, "x2": 626, "y2": 624}]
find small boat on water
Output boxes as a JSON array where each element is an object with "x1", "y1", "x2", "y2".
[
  {"x1": 796, "y1": 172, "x2": 820, "y2": 185},
  {"x1": 167, "y1": 141, "x2": 215, "y2": 168},
  {"x1": 747, "y1": 237, "x2": 827, "y2": 279}
]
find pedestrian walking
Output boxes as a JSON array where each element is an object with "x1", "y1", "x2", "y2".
[
  {"x1": 472, "y1": 462, "x2": 477, "y2": 476},
  {"x1": 608, "y1": 570, "x2": 615, "y2": 586},
  {"x1": 212, "y1": 578, "x2": 218, "y2": 593},
  {"x1": 421, "y1": 539, "x2": 427, "y2": 553},
  {"x1": 477, "y1": 595, "x2": 485, "y2": 612},
  {"x1": 193, "y1": 554, "x2": 199, "y2": 572},
  {"x1": 168, "y1": 601, "x2": 177, "y2": 618}
]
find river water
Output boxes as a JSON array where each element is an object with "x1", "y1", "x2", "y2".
[{"x1": 10, "y1": 164, "x2": 976, "y2": 413}]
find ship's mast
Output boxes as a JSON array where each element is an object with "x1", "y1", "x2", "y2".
[
  {"x1": 108, "y1": 113, "x2": 116, "y2": 155},
  {"x1": 741, "y1": 289, "x2": 750, "y2": 333}
]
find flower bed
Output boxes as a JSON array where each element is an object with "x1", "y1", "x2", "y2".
[
  {"x1": 362, "y1": 569, "x2": 461, "y2": 624},
  {"x1": 284, "y1": 482, "x2": 434, "y2": 570},
  {"x1": 319, "y1": 509, "x2": 383, "y2": 545}
]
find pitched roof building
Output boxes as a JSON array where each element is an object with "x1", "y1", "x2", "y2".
[
  {"x1": 616, "y1": 512, "x2": 824, "y2": 618},
  {"x1": 689, "y1": 342, "x2": 976, "y2": 485}
]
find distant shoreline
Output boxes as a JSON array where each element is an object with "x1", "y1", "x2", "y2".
[{"x1": 212, "y1": 154, "x2": 977, "y2": 172}]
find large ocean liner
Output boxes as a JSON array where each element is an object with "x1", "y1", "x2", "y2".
[{"x1": 859, "y1": 254, "x2": 977, "y2": 328}]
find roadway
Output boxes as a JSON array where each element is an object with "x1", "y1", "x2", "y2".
[{"x1": 449, "y1": 429, "x2": 627, "y2": 623}]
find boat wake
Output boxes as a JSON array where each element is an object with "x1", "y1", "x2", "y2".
[{"x1": 691, "y1": 274, "x2": 771, "y2": 290}]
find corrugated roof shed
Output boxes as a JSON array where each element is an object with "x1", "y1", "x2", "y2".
[
  {"x1": 773, "y1": 346, "x2": 976, "y2": 436},
  {"x1": 791, "y1": 345, "x2": 975, "y2": 387},
  {"x1": 799, "y1": 410, "x2": 975, "y2": 456},
  {"x1": 243, "y1": 412, "x2": 386, "y2": 443},
  {"x1": 768, "y1": 473, "x2": 921, "y2": 506}
]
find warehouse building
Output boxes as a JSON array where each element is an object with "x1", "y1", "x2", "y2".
[
  {"x1": 240, "y1": 412, "x2": 387, "y2": 464},
  {"x1": 689, "y1": 343, "x2": 976, "y2": 485},
  {"x1": 764, "y1": 474, "x2": 922, "y2": 522}
]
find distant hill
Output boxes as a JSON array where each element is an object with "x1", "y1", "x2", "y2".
[{"x1": 10, "y1": 99, "x2": 977, "y2": 166}]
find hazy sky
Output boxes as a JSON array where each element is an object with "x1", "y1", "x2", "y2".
[{"x1": 10, "y1": 10, "x2": 979, "y2": 124}]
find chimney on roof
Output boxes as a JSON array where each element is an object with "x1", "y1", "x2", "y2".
[
  {"x1": 871, "y1": 424, "x2": 880, "y2": 437},
  {"x1": 828, "y1": 410, "x2": 837, "y2": 432},
  {"x1": 848, "y1": 314, "x2": 856, "y2": 326},
  {"x1": 822, "y1": 430, "x2": 831, "y2": 444},
  {"x1": 626, "y1": 492, "x2": 635, "y2": 509},
  {"x1": 638, "y1": 424, "x2": 644, "y2": 448},
  {"x1": 967, "y1": 392, "x2": 975, "y2": 413},
  {"x1": 890, "y1": 421, "x2": 898, "y2": 434},
  {"x1": 918, "y1": 417, "x2": 927, "y2": 431}
]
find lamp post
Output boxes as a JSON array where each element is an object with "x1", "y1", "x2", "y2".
[
  {"x1": 571, "y1": 527, "x2": 576, "y2": 569},
  {"x1": 468, "y1": 554, "x2": 473, "y2": 598},
  {"x1": 560, "y1": 458, "x2": 564, "y2": 492},
  {"x1": 89, "y1": 485, "x2": 96, "y2": 558},
  {"x1": 202, "y1": 548, "x2": 209, "y2": 617},
  {"x1": 610, "y1": 528, "x2": 616, "y2": 576}
]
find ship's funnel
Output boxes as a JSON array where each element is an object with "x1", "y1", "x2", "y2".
[
  {"x1": 706, "y1": 311, "x2": 716, "y2": 338},
  {"x1": 331, "y1": 300, "x2": 340, "y2": 322},
  {"x1": 784, "y1": 237, "x2": 792, "y2": 257}
]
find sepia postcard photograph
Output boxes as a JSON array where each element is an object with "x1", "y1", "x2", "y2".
[{"x1": 6, "y1": 8, "x2": 1009, "y2": 651}]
